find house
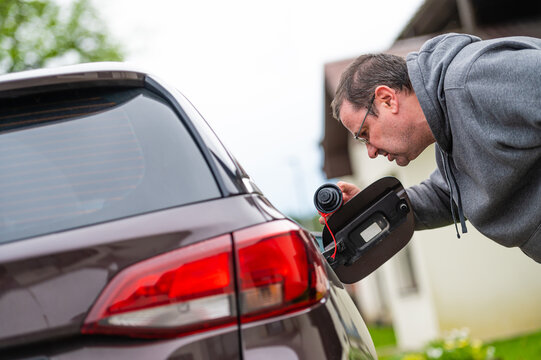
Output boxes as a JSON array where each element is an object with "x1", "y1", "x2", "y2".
[{"x1": 321, "y1": 0, "x2": 541, "y2": 350}]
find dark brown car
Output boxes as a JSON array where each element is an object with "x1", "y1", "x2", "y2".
[{"x1": 0, "y1": 63, "x2": 377, "y2": 360}]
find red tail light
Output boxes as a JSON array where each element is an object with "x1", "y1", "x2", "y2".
[
  {"x1": 82, "y1": 220, "x2": 327, "y2": 338},
  {"x1": 82, "y1": 234, "x2": 236, "y2": 338},
  {"x1": 234, "y1": 221, "x2": 328, "y2": 323}
]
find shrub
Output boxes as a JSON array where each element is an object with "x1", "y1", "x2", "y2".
[{"x1": 403, "y1": 328, "x2": 496, "y2": 360}]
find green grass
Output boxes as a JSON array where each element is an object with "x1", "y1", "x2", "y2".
[
  {"x1": 368, "y1": 325, "x2": 397, "y2": 348},
  {"x1": 367, "y1": 326, "x2": 541, "y2": 360},
  {"x1": 368, "y1": 325, "x2": 399, "y2": 359},
  {"x1": 488, "y1": 329, "x2": 541, "y2": 360}
]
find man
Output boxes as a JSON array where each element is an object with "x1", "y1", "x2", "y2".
[{"x1": 330, "y1": 33, "x2": 541, "y2": 262}]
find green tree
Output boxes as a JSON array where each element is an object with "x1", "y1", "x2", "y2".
[{"x1": 0, "y1": 0, "x2": 123, "y2": 74}]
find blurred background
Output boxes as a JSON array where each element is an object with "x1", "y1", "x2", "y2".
[
  {"x1": 90, "y1": 0, "x2": 424, "y2": 222},
  {"x1": 0, "y1": 0, "x2": 423, "y2": 221},
  {"x1": 2, "y1": 0, "x2": 541, "y2": 358}
]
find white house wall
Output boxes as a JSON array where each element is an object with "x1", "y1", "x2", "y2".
[{"x1": 349, "y1": 141, "x2": 440, "y2": 349}]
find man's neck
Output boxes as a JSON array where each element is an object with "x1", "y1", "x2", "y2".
[{"x1": 408, "y1": 91, "x2": 435, "y2": 149}]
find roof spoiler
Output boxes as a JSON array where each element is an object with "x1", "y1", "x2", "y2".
[{"x1": 0, "y1": 62, "x2": 146, "y2": 98}]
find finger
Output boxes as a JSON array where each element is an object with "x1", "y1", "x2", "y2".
[
  {"x1": 336, "y1": 181, "x2": 360, "y2": 202},
  {"x1": 336, "y1": 181, "x2": 357, "y2": 193}
]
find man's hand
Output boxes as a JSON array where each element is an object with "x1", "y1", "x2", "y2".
[
  {"x1": 318, "y1": 181, "x2": 361, "y2": 224},
  {"x1": 337, "y1": 181, "x2": 361, "y2": 203}
]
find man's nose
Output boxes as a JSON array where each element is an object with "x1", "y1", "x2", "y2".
[{"x1": 366, "y1": 143, "x2": 379, "y2": 158}]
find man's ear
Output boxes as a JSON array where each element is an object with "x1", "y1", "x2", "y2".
[{"x1": 374, "y1": 86, "x2": 398, "y2": 114}]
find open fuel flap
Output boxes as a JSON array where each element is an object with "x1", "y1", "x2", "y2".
[{"x1": 320, "y1": 177, "x2": 414, "y2": 284}]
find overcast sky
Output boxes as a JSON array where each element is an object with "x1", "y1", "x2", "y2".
[{"x1": 92, "y1": 0, "x2": 424, "y2": 218}]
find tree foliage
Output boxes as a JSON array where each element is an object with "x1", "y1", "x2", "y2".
[{"x1": 0, "y1": 0, "x2": 123, "y2": 74}]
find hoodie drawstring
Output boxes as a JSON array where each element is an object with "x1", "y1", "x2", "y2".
[{"x1": 439, "y1": 149, "x2": 468, "y2": 238}]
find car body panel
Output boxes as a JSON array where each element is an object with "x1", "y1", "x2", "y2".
[{"x1": 2, "y1": 328, "x2": 241, "y2": 360}]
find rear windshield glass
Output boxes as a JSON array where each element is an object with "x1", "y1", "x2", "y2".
[{"x1": 0, "y1": 87, "x2": 221, "y2": 243}]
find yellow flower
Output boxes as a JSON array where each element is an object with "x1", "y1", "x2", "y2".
[
  {"x1": 402, "y1": 354, "x2": 425, "y2": 360},
  {"x1": 443, "y1": 340, "x2": 454, "y2": 350},
  {"x1": 471, "y1": 339, "x2": 483, "y2": 349},
  {"x1": 458, "y1": 338, "x2": 469, "y2": 348}
]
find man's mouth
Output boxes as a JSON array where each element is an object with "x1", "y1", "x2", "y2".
[{"x1": 377, "y1": 150, "x2": 395, "y2": 162}]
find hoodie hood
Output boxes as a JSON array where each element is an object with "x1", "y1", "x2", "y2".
[{"x1": 406, "y1": 34, "x2": 480, "y2": 153}]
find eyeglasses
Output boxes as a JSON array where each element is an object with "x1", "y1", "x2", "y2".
[{"x1": 353, "y1": 96, "x2": 375, "y2": 144}]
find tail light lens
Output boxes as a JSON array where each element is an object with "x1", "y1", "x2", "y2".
[
  {"x1": 82, "y1": 234, "x2": 236, "y2": 338},
  {"x1": 82, "y1": 220, "x2": 327, "y2": 338},
  {"x1": 234, "y1": 221, "x2": 328, "y2": 323}
]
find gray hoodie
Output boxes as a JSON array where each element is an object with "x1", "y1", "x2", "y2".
[{"x1": 405, "y1": 33, "x2": 541, "y2": 262}]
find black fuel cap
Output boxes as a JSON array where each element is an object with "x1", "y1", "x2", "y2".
[{"x1": 314, "y1": 183, "x2": 343, "y2": 214}]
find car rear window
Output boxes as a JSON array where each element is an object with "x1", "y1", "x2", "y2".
[{"x1": 0, "y1": 87, "x2": 221, "y2": 243}]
